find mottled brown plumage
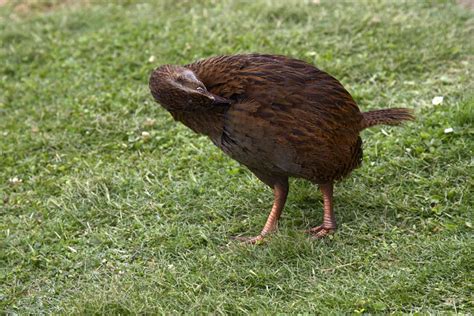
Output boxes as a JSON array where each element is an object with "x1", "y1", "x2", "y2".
[{"x1": 149, "y1": 54, "x2": 413, "y2": 243}]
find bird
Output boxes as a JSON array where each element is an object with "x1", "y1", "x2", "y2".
[{"x1": 149, "y1": 53, "x2": 414, "y2": 244}]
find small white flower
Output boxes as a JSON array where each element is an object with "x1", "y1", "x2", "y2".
[
  {"x1": 432, "y1": 96, "x2": 444, "y2": 105},
  {"x1": 8, "y1": 177, "x2": 22, "y2": 185},
  {"x1": 444, "y1": 128, "x2": 453, "y2": 134},
  {"x1": 141, "y1": 131, "x2": 151, "y2": 140},
  {"x1": 143, "y1": 118, "x2": 156, "y2": 127},
  {"x1": 148, "y1": 55, "x2": 156, "y2": 63}
]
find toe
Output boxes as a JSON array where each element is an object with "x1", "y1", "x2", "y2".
[
  {"x1": 305, "y1": 225, "x2": 324, "y2": 234},
  {"x1": 306, "y1": 226, "x2": 335, "y2": 238}
]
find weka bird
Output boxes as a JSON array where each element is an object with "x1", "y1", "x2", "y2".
[{"x1": 149, "y1": 54, "x2": 413, "y2": 243}]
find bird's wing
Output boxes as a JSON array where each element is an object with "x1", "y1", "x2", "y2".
[
  {"x1": 221, "y1": 98, "x2": 354, "y2": 180},
  {"x1": 221, "y1": 84, "x2": 362, "y2": 180}
]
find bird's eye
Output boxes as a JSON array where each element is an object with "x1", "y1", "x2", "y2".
[{"x1": 196, "y1": 86, "x2": 205, "y2": 92}]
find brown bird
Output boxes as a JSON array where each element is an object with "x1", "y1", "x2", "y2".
[{"x1": 149, "y1": 54, "x2": 413, "y2": 244}]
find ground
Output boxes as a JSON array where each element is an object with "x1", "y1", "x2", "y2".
[{"x1": 0, "y1": 0, "x2": 473, "y2": 313}]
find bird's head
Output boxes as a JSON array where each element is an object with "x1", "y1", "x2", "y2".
[{"x1": 149, "y1": 65, "x2": 230, "y2": 112}]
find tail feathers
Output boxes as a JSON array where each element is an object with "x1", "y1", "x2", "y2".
[{"x1": 361, "y1": 108, "x2": 414, "y2": 130}]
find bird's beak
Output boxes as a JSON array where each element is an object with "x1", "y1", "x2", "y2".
[{"x1": 207, "y1": 93, "x2": 231, "y2": 106}]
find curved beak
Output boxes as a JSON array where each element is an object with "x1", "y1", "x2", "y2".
[{"x1": 207, "y1": 92, "x2": 231, "y2": 106}]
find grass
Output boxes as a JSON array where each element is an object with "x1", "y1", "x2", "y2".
[{"x1": 0, "y1": 0, "x2": 473, "y2": 313}]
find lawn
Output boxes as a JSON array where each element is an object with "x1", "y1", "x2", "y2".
[{"x1": 1, "y1": 0, "x2": 473, "y2": 313}]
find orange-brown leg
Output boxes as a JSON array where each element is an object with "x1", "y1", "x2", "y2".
[
  {"x1": 307, "y1": 182, "x2": 336, "y2": 238},
  {"x1": 235, "y1": 181, "x2": 289, "y2": 244}
]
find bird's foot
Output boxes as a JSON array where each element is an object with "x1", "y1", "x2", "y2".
[
  {"x1": 305, "y1": 225, "x2": 335, "y2": 238},
  {"x1": 232, "y1": 234, "x2": 266, "y2": 245}
]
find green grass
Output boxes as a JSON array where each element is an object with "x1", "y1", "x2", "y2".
[{"x1": 1, "y1": 0, "x2": 473, "y2": 313}]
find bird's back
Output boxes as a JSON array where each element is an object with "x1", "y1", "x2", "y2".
[{"x1": 188, "y1": 54, "x2": 361, "y2": 119}]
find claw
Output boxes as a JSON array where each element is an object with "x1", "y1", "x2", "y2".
[{"x1": 305, "y1": 225, "x2": 335, "y2": 238}]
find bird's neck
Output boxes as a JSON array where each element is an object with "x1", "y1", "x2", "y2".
[{"x1": 170, "y1": 110, "x2": 226, "y2": 145}]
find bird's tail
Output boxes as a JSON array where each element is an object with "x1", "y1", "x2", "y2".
[{"x1": 361, "y1": 108, "x2": 414, "y2": 130}]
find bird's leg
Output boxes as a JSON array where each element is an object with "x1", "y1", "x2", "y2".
[
  {"x1": 307, "y1": 182, "x2": 336, "y2": 238},
  {"x1": 235, "y1": 181, "x2": 289, "y2": 244}
]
